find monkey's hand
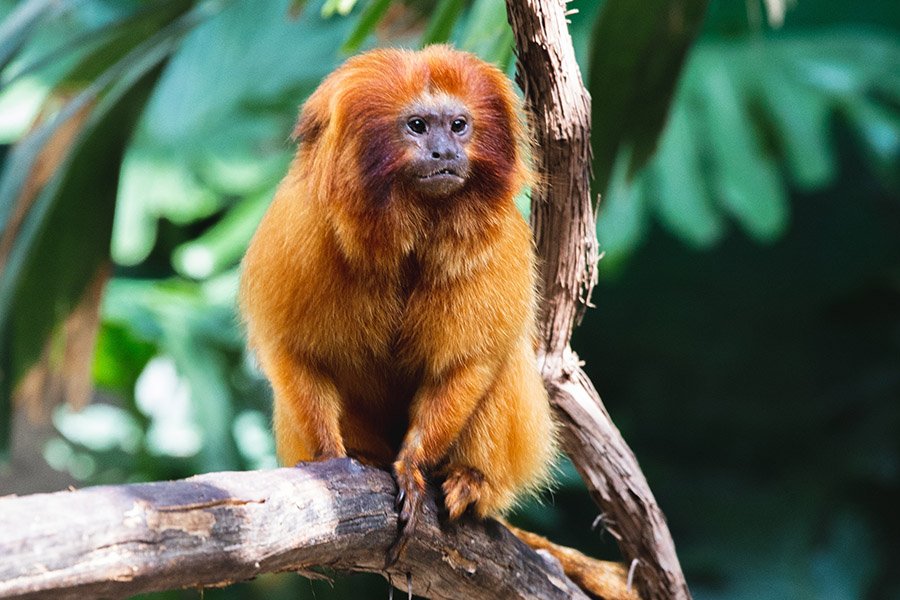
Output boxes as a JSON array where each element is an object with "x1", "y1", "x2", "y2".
[{"x1": 386, "y1": 452, "x2": 427, "y2": 566}]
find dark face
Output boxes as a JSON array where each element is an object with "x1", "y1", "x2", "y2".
[{"x1": 401, "y1": 98, "x2": 472, "y2": 197}]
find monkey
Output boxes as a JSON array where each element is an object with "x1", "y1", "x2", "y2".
[{"x1": 239, "y1": 45, "x2": 636, "y2": 600}]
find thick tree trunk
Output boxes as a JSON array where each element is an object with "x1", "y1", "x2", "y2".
[
  {"x1": 0, "y1": 460, "x2": 590, "y2": 600},
  {"x1": 505, "y1": 1, "x2": 692, "y2": 598}
]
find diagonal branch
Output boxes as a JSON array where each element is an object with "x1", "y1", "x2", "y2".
[
  {"x1": 0, "y1": 459, "x2": 590, "y2": 600},
  {"x1": 505, "y1": 1, "x2": 692, "y2": 598}
]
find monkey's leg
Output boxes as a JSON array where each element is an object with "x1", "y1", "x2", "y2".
[
  {"x1": 442, "y1": 352, "x2": 554, "y2": 519},
  {"x1": 442, "y1": 355, "x2": 637, "y2": 600},
  {"x1": 264, "y1": 348, "x2": 346, "y2": 465},
  {"x1": 388, "y1": 360, "x2": 497, "y2": 565}
]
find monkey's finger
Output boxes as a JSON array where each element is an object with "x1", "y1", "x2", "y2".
[
  {"x1": 398, "y1": 486, "x2": 423, "y2": 524},
  {"x1": 387, "y1": 487, "x2": 423, "y2": 567},
  {"x1": 386, "y1": 508, "x2": 418, "y2": 567},
  {"x1": 398, "y1": 493, "x2": 412, "y2": 523},
  {"x1": 385, "y1": 530, "x2": 410, "y2": 568}
]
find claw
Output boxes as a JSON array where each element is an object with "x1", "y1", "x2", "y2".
[
  {"x1": 386, "y1": 459, "x2": 426, "y2": 568},
  {"x1": 386, "y1": 488, "x2": 421, "y2": 567}
]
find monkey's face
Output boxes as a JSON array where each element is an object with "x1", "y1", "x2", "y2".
[
  {"x1": 400, "y1": 96, "x2": 472, "y2": 197},
  {"x1": 295, "y1": 46, "x2": 529, "y2": 207}
]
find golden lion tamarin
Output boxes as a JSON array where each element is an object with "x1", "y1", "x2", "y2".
[{"x1": 240, "y1": 46, "x2": 635, "y2": 599}]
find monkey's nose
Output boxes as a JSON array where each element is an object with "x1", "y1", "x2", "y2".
[{"x1": 430, "y1": 148, "x2": 459, "y2": 160}]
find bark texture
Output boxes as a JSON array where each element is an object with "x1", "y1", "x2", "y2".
[
  {"x1": 0, "y1": 459, "x2": 590, "y2": 600},
  {"x1": 505, "y1": 1, "x2": 692, "y2": 598}
]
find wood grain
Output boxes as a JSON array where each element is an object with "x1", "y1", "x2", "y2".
[
  {"x1": 505, "y1": 1, "x2": 692, "y2": 598},
  {"x1": 0, "y1": 459, "x2": 590, "y2": 600}
]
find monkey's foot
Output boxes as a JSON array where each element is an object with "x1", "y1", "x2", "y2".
[
  {"x1": 443, "y1": 465, "x2": 487, "y2": 520},
  {"x1": 386, "y1": 459, "x2": 426, "y2": 567}
]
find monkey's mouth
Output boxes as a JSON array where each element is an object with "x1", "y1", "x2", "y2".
[
  {"x1": 411, "y1": 160, "x2": 469, "y2": 196},
  {"x1": 418, "y1": 167, "x2": 463, "y2": 181}
]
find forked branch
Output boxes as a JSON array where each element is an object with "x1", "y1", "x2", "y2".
[{"x1": 505, "y1": 0, "x2": 692, "y2": 598}]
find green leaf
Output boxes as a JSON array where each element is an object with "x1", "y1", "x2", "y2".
[
  {"x1": 0, "y1": 91, "x2": 91, "y2": 230},
  {"x1": 103, "y1": 275, "x2": 241, "y2": 351},
  {"x1": 92, "y1": 321, "x2": 156, "y2": 399},
  {"x1": 172, "y1": 189, "x2": 274, "y2": 280},
  {"x1": 141, "y1": 0, "x2": 349, "y2": 148},
  {"x1": 0, "y1": 3, "x2": 213, "y2": 452},
  {"x1": 113, "y1": 2, "x2": 348, "y2": 265},
  {"x1": 53, "y1": 403, "x2": 142, "y2": 454},
  {"x1": 0, "y1": 65, "x2": 163, "y2": 452},
  {"x1": 694, "y1": 50, "x2": 789, "y2": 242},
  {"x1": 2, "y1": 0, "x2": 192, "y2": 91},
  {"x1": 843, "y1": 98, "x2": 900, "y2": 191},
  {"x1": 164, "y1": 325, "x2": 241, "y2": 471},
  {"x1": 421, "y1": 0, "x2": 465, "y2": 47},
  {"x1": 0, "y1": 0, "x2": 57, "y2": 75},
  {"x1": 0, "y1": 2, "x2": 209, "y2": 233},
  {"x1": 457, "y1": 0, "x2": 514, "y2": 69},
  {"x1": 758, "y1": 66, "x2": 836, "y2": 190},
  {"x1": 810, "y1": 512, "x2": 878, "y2": 600},
  {"x1": 56, "y1": 1, "x2": 194, "y2": 88},
  {"x1": 0, "y1": 76, "x2": 50, "y2": 142},
  {"x1": 340, "y1": 0, "x2": 391, "y2": 54},
  {"x1": 102, "y1": 276, "x2": 243, "y2": 471},
  {"x1": 322, "y1": 0, "x2": 359, "y2": 18},
  {"x1": 0, "y1": 62, "x2": 159, "y2": 370},
  {"x1": 649, "y1": 95, "x2": 724, "y2": 247},
  {"x1": 597, "y1": 149, "x2": 650, "y2": 269},
  {"x1": 194, "y1": 117, "x2": 290, "y2": 196},
  {"x1": 568, "y1": 0, "x2": 606, "y2": 69},
  {"x1": 113, "y1": 145, "x2": 221, "y2": 265},
  {"x1": 588, "y1": 0, "x2": 708, "y2": 193}
]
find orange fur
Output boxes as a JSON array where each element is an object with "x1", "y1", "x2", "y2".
[
  {"x1": 240, "y1": 45, "x2": 553, "y2": 518},
  {"x1": 240, "y1": 46, "x2": 634, "y2": 599}
]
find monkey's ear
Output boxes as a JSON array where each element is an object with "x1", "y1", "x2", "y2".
[
  {"x1": 292, "y1": 107, "x2": 326, "y2": 144},
  {"x1": 292, "y1": 70, "x2": 347, "y2": 144}
]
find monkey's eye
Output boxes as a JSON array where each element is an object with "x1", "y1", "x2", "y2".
[
  {"x1": 451, "y1": 118, "x2": 467, "y2": 133},
  {"x1": 407, "y1": 118, "x2": 427, "y2": 134}
]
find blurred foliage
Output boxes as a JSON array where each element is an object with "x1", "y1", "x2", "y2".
[
  {"x1": 599, "y1": 30, "x2": 900, "y2": 267},
  {"x1": 0, "y1": 0, "x2": 898, "y2": 599}
]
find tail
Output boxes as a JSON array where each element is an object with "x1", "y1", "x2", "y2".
[{"x1": 502, "y1": 522, "x2": 640, "y2": 600}]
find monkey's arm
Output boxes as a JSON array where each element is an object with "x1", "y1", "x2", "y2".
[
  {"x1": 263, "y1": 348, "x2": 346, "y2": 463},
  {"x1": 395, "y1": 360, "x2": 496, "y2": 472},
  {"x1": 389, "y1": 359, "x2": 499, "y2": 560}
]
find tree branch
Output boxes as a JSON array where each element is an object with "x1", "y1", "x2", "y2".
[
  {"x1": 0, "y1": 459, "x2": 591, "y2": 600},
  {"x1": 505, "y1": 1, "x2": 692, "y2": 598},
  {"x1": 1, "y1": 4, "x2": 691, "y2": 599}
]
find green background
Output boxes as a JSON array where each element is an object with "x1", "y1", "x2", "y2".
[{"x1": 0, "y1": 0, "x2": 897, "y2": 598}]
